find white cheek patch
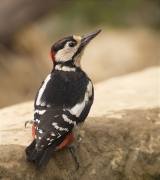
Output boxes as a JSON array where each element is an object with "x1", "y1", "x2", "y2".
[
  {"x1": 55, "y1": 47, "x2": 74, "y2": 62},
  {"x1": 55, "y1": 36, "x2": 82, "y2": 62},
  {"x1": 55, "y1": 41, "x2": 80, "y2": 62}
]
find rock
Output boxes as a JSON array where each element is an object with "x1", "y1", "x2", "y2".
[
  {"x1": 0, "y1": 67, "x2": 160, "y2": 180},
  {"x1": 91, "y1": 66, "x2": 159, "y2": 116}
]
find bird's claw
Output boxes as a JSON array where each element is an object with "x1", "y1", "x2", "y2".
[
  {"x1": 25, "y1": 120, "x2": 34, "y2": 128},
  {"x1": 69, "y1": 136, "x2": 82, "y2": 170},
  {"x1": 70, "y1": 147, "x2": 80, "y2": 170}
]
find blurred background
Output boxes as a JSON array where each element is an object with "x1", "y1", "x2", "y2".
[{"x1": 0, "y1": 0, "x2": 159, "y2": 108}]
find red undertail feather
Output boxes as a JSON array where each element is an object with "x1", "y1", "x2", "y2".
[
  {"x1": 54, "y1": 132, "x2": 72, "y2": 151},
  {"x1": 32, "y1": 125, "x2": 35, "y2": 139}
]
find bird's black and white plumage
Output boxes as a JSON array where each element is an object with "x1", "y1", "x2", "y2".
[{"x1": 25, "y1": 30, "x2": 101, "y2": 169}]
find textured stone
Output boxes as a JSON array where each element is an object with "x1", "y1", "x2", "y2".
[{"x1": 0, "y1": 67, "x2": 159, "y2": 180}]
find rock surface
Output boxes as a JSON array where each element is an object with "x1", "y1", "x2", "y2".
[{"x1": 0, "y1": 67, "x2": 160, "y2": 180}]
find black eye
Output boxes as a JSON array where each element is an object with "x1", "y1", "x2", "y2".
[{"x1": 69, "y1": 42, "x2": 76, "y2": 47}]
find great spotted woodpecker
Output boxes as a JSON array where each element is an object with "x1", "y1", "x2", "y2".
[{"x1": 25, "y1": 30, "x2": 101, "y2": 169}]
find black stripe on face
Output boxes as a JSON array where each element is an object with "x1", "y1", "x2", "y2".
[
  {"x1": 51, "y1": 36, "x2": 76, "y2": 53},
  {"x1": 72, "y1": 43, "x2": 84, "y2": 60}
]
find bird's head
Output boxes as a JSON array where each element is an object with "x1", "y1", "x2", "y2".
[{"x1": 50, "y1": 30, "x2": 101, "y2": 70}]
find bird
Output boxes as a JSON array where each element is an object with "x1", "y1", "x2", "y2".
[{"x1": 25, "y1": 29, "x2": 101, "y2": 169}]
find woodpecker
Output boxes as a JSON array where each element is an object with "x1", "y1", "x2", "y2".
[{"x1": 25, "y1": 30, "x2": 101, "y2": 169}]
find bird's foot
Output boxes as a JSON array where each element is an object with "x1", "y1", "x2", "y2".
[
  {"x1": 25, "y1": 120, "x2": 34, "y2": 128},
  {"x1": 69, "y1": 136, "x2": 82, "y2": 170},
  {"x1": 74, "y1": 136, "x2": 82, "y2": 149}
]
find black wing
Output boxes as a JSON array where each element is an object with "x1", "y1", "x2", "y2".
[
  {"x1": 29, "y1": 100, "x2": 92, "y2": 168},
  {"x1": 26, "y1": 70, "x2": 94, "y2": 168},
  {"x1": 35, "y1": 106, "x2": 79, "y2": 151}
]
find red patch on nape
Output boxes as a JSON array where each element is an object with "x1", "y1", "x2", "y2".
[{"x1": 50, "y1": 50, "x2": 55, "y2": 61}]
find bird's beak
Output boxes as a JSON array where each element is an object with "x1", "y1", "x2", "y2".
[
  {"x1": 72, "y1": 30, "x2": 101, "y2": 59},
  {"x1": 81, "y1": 30, "x2": 101, "y2": 46}
]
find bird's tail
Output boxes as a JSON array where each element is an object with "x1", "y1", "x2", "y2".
[
  {"x1": 35, "y1": 143, "x2": 55, "y2": 168},
  {"x1": 25, "y1": 132, "x2": 70, "y2": 168},
  {"x1": 26, "y1": 139, "x2": 37, "y2": 161},
  {"x1": 25, "y1": 139, "x2": 55, "y2": 168}
]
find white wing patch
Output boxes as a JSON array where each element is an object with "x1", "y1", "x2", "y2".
[
  {"x1": 52, "y1": 122, "x2": 69, "y2": 132},
  {"x1": 67, "y1": 80, "x2": 93, "y2": 117},
  {"x1": 35, "y1": 119, "x2": 40, "y2": 124},
  {"x1": 51, "y1": 132, "x2": 56, "y2": 136},
  {"x1": 34, "y1": 109, "x2": 46, "y2": 115},
  {"x1": 57, "y1": 133, "x2": 61, "y2": 138},
  {"x1": 62, "y1": 114, "x2": 76, "y2": 126},
  {"x1": 36, "y1": 74, "x2": 51, "y2": 106},
  {"x1": 84, "y1": 81, "x2": 92, "y2": 101},
  {"x1": 68, "y1": 100, "x2": 86, "y2": 117},
  {"x1": 38, "y1": 129, "x2": 43, "y2": 134},
  {"x1": 87, "y1": 81, "x2": 93, "y2": 98},
  {"x1": 41, "y1": 102, "x2": 46, "y2": 106}
]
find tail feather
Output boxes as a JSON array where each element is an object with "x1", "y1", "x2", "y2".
[
  {"x1": 35, "y1": 133, "x2": 68, "y2": 168},
  {"x1": 25, "y1": 132, "x2": 70, "y2": 168},
  {"x1": 35, "y1": 142, "x2": 55, "y2": 168},
  {"x1": 25, "y1": 139, "x2": 37, "y2": 161},
  {"x1": 25, "y1": 139, "x2": 54, "y2": 168}
]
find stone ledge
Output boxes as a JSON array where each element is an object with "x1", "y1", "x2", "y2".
[{"x1": 0, "y1": 67, "x2": 159, "y2": 180}]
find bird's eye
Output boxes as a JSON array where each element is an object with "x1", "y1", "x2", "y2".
[{"x1": 68, "y1": 42, "x2": 76, "y2": 47}]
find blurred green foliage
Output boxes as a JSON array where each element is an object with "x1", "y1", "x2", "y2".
[
  {"x1": 62, "y1": 0, "x2": 159, "y2": 27},
  {"x1": 39, "y1": 0, "x2": 159, "y2": 38}
]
